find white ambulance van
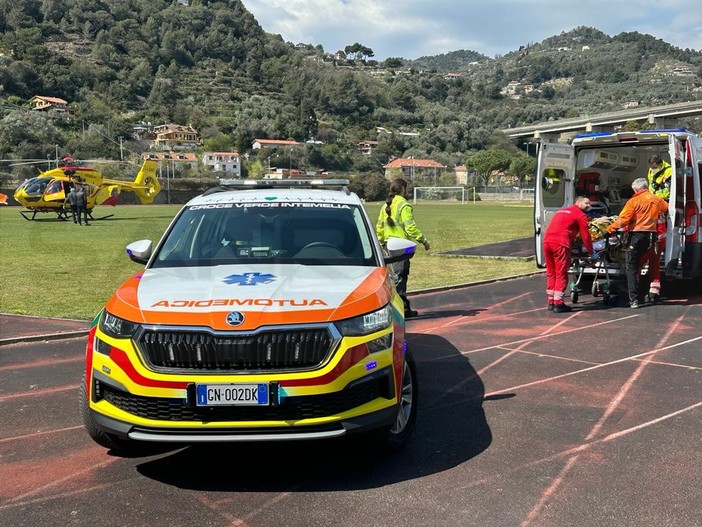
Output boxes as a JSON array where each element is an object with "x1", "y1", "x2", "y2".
[{"x1": 535, "y1": 129, "x2": 702, "y2": 282}]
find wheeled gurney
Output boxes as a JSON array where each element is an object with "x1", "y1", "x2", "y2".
[{"x1": 568, "y1": 231, "x2": 626, "y2": 306}]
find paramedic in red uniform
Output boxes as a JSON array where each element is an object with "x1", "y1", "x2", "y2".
[
  {"x1": 607, "y1": 178, "x2": 669, "y2": 309},
  {"x1": 544, "y1": 196, "x2": 596, "y2": 313}
]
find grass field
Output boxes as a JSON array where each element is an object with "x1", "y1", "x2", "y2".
[{"x1": 0, "y1": 201, "x2": 538, "y2": 320}]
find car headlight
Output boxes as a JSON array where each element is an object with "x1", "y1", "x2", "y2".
[
  {"x1": 100, "y1": 310, "x2": 139, "y2": 339},
  {"x1": 336, "y1": 304, "x2": 392, "y2": 336}
]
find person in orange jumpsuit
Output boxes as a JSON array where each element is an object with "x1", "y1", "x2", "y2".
[
  {"x1": 607, "y1": 178, "x2": 669, "y2": 308},
  {"x1": 544, "y1": 196, "x2": 596, "y2": 313}
]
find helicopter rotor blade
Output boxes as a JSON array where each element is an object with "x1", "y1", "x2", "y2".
[{"x1": 5, "y1": 159, "x2": 49, "y2": 167}]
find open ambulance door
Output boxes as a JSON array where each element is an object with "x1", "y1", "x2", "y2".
[
  {"x1": 534, "y1": 142, "x2": 576, "y2": 267},
  {"x1": 664, "y1": 134, "x2": 686, "y2": 276},
  {"x1": 666, "y1": 135, "x2": 702, "y2": 279}
]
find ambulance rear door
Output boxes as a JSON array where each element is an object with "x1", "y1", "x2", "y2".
[
  {"x1": 664, "y1": 133, "x2": 685, "y2": 274},
  {"x1": 534, "y1": 142, "x2": 576, "y2": 267},
  {"x1": 666, "y1": 133, "x2": 702, "y2": 278}
]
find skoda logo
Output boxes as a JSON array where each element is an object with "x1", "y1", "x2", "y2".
[{"x1": 226, "y1": 311, "x2": 245, "y2": 326}]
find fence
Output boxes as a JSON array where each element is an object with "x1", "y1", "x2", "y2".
[{"x1": 477, "y1": 187, "x2": 534, "y2": 202}]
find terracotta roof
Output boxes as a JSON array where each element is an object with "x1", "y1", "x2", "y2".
[
  {"x1": 384, "y1": 158, "x2": 447, "y2": 169},
  {"x1": 253, "y1": 139, "x2": 300, "y2": 146},
  {"x1": 31, "y1": 95, "x2": 68, "y2": 104},
  {"x1": 154, "y1": 123, "x2": 197, "y2": 134}
]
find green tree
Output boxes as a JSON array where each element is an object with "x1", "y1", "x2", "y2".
[
  {"x1": 0, "y1": 110, "x2": 65, "y2": 160},
  {"x1": 509, "y1": 153, "x2": 537, "y2": 187},
  {"x1": 382, "y1": 57, "x2": 403, "y2": 69},
  {"x1": 466, "y1": 148, "x2": 511, "y2": 189},
  {"x1": 246, "y1": 160, "x2": 265, "y2": 179},
  {"x1": 344, "y1": 42, "x2": 374, "y2": 61},
  {"x1": 350, "y1": 172, "x2": 388, "y2": 201}
]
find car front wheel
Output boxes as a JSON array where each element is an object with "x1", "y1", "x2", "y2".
[
  {"x1": 374, "y1": 348, "x2": 418, "y2": 449},
  {"x1": 79, "y1": 374, "x2": 136, "y2": 454}
]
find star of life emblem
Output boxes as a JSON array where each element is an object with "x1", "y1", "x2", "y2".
[{"x1": 223, "y1": 272, "x2": 277, "y2": 286}]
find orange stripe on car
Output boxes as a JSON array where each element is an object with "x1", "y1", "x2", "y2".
[{"x1": 330, "y1": 268, "x2": 393, "y2": 320}]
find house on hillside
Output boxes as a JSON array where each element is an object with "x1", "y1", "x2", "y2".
[
  {"x1": 202, "y1": 151, "x2": 241, "y2": 177},
  {"x1": 357, "y1": 140, "x2": 378, "y2": 155},
  {"x1": 152, "y1": 124, "x2": 199, "y2": 151},
  {"x1": 252, "y1": 138, "x2": 300, "y2": 150},
  {"x1": 501, "y1": 81, "x2": 521, "y2": 98},
  {"x1": 671, "y1": 64, "x2": 693, "y2": 76},
  {"x1": 142, "y1": 151, "x2": 199, "y2": 172},
  {"x1": 383, "y1": 158, "x2": 448, "y2": 182},
  {"x1": 28, "y1": 95, "x2": 74, "y2": 115},
  {"x1": 131, "y1": 121, "x2": 154, "y2": 139},
  {"x1": 263, "y1": 168, "x2": 310, "y2": 180},
  {"x1": 453, "y1": 165, "x2": 469, "y2": 185}
]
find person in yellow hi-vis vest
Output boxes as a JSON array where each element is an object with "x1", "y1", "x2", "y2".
[
  {"x1": 647, "y1": 154, "x2": 672, "y2": 200},
  {"x1": 646, "y1": 154, "x2": 672, "y2": 299},
  {"x1": 376, "y1": 178, "x2": 430, "y2": 318}
]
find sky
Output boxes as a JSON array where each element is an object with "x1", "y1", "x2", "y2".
[{"x1": 240, "y1": 0, "x2": 702, "y2": 60}]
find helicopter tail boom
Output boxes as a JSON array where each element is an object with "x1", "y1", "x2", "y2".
[
  {"x1": 98, "y1": 159, "x2": 161, "y2": 205},
  {"x1": 132, "y1": 159, "x2": 161, "y2": 204}
]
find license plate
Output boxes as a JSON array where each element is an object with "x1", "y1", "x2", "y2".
[{"x1": 196, "y1": 383, "x2": 269, "y2": 406}]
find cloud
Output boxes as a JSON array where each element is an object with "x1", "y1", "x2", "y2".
[{"x1": 241, "y1": 0, "x2": 702, "y2": 59}]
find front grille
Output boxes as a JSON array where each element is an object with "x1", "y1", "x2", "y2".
[
  {"x1": 136, "y1": 327, "x2": 334, "y2": 372},
  {"x1": 98, "y1": 368, "x2": 393, "y2": 422}
]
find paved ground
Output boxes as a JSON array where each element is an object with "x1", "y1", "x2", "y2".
[
  {"x1": 439, "y1": 236, "x2": 534, "y2": 260},
  {"x1": 1, "y1": 271, "x2": 700, "y2": 527},
  {"x1": 0, "y1": 314, "x2": 89, "y2": 344}
]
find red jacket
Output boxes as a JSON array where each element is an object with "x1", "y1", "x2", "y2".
[{"x1": 544, "y1": 204, "x2": 594, "y2": 253}]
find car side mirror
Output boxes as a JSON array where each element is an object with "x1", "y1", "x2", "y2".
[
  {"x1": 126, "y1": 239, "x2": 152, "y2": 264},
  {"x1": 384, "y1": 237, "x2": 416, "y2": 264}
]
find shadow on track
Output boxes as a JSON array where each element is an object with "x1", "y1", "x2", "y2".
[{"x1": 134, "y1": 334, "x2": 492, "y2": 491}]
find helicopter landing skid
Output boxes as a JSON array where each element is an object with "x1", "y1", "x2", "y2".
[
  {"x1": 88, "y1": 212, "x2": 114, "y2": 221},
  {"x1": 18, "y1": 209, "x2": 106, "y2": 222},
  {"x1": 19, "y1": 209, "x2": 70, "y2": 221}
]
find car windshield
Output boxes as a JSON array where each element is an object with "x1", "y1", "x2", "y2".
[{"x1": 151, "y1": 202, "x2": 377, "y2": 268}]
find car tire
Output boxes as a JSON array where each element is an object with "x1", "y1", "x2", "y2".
[
  {"x1": 79, "y1": 374, "x2": 135, "y2": 454},
  {"x1": 370, "y1": 348, "x2": 418, "y2": 450}
]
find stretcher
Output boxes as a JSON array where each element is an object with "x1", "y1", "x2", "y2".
[{"x1": 568, "y1": 232, "x2": 626, "y2": 306}]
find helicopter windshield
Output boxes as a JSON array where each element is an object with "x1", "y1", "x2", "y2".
[{"x1": 17, "y1": 177, "x2": 52, "y2": 195}]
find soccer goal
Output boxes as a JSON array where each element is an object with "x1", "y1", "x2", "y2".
[{"x1": 413, "y1": 186, "x2": 466, "y2": 204}]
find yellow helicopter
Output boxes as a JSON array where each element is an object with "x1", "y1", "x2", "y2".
[{"x1": 13, "y1": 158, "x2": 160, "y2": 221}]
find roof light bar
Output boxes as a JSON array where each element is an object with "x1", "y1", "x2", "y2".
[
  {"x1": 217, "y1": 178, "x2": 351, "y2": 189},
  {"x1": 574, "y1": 132, "x2": 613, "y2": 139},
  {"x1": 641, "y1": 128, "x2": 689, "y2": 134}
]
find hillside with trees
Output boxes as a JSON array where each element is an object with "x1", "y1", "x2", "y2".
[{"x1": 1, "y1": 1, "x2": 702, "y2": 198}]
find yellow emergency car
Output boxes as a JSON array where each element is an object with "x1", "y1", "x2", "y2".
[{"x1": 80, "y1": 179, "x2": 418, "y2": 454}]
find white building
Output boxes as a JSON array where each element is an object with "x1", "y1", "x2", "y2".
[{"x1": 202, "y1": 152, "x2": 241, "y2": 177}]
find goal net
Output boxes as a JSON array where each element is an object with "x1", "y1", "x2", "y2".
[{"x1": 413, "y1": 186, "x2": 466, "y2": 204}]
